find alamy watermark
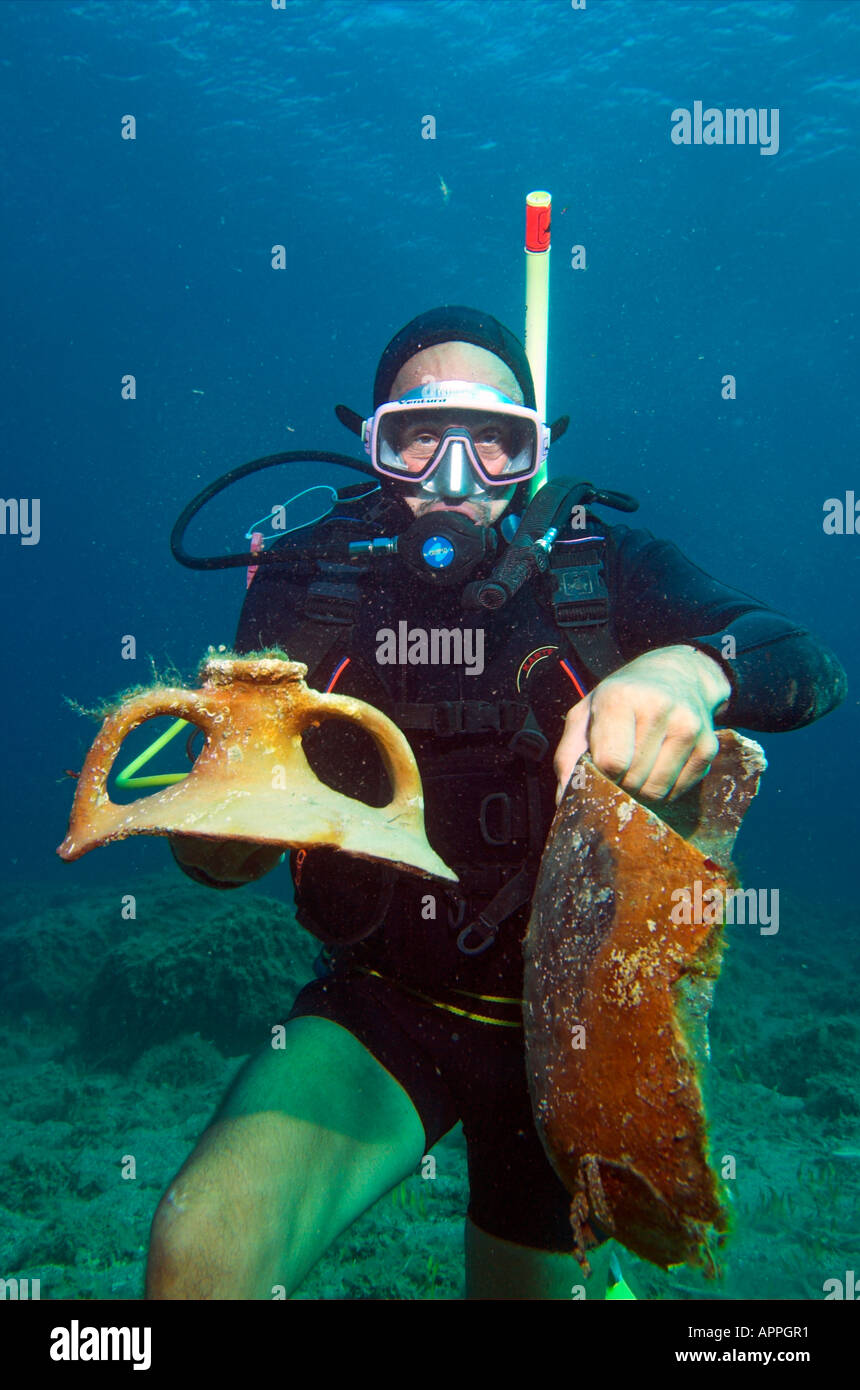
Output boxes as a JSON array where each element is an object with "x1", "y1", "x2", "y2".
[
  {"x1": 376, "y1": 622, "x2": 485, "y2": 677},
  {"x1": 823, "y1": 1270, "x2": 860, "y2": 1300},
  {"x1": 670, "y1": 881, "x2": 779, "y2": 935},
  {"x1": 671, "y1": 103, "x2": 779, "y2": 156},
  {"x1": 1, "y1": 497, "x2": 40, "y2": 544},
  {"x1": 0, "y1": 1276, "x2": 40, "y2": 1299},
  {"x1": 823, "y1": 491, "x2": 859, "y2": 534},
  {"x1": 50, "y1": 1320, "x2": 151, "y2": 1370}
]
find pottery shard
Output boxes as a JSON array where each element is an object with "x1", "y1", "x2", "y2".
[{"x1": 523, "y1": 729, "x2": 766, "y2": 1273}]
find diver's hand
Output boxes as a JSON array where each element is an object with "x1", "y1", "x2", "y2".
[
  {"x1": 170, "y1": 835, "x2": 284, "y2": 886},
  {"x1": 554, "y1": 645, "x2": 731, "y2": 804}
]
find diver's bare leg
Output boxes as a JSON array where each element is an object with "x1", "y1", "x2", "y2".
[
  {"x1": 146, "y1": 1016, "x2": 425, "y2": 1300},
  {"x1": 464, "y1": 1215, "x2": 623, "y2": 1301}
]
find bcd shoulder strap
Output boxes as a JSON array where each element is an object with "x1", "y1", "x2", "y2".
[{"x1": 543, "y1": 531, "x2": 627, "y2": 684}]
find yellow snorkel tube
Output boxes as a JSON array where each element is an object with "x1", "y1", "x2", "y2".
[
  {"x1": 114, "y1": 717, "x2": 191, "y2": 788},
  {"x1": 524, "y1": 190, "x2": 552, "y2": 498}
]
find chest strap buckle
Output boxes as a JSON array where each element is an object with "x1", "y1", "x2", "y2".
[
  {"x1": 457, "y1": 915, "x2": 499, "y2": 957},
  {"x1": 456, "y1": 866, "x2": 534, "y2": 957},
  {"x1": 508, "y1": 708, "x2": 550, "y2": 761}
]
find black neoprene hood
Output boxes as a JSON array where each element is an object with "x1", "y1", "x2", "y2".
[{"x1": 373, "y1": 305, "x2": 537, "y2": 410}]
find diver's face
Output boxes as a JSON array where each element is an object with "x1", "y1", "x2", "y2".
[{"x1": 388, "y1": 343, "x2": 520, "y2": 526}]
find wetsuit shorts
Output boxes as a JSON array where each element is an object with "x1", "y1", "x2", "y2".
[{"x1": 287, "y1": 965, "x2": 577, "y2": 1251}]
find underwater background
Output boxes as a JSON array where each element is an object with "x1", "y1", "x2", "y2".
[{"x1": 1, "y1": 0, "x2": 857, "y2": 1300}]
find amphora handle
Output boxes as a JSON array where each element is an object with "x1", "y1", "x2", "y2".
[
  {"x1": 59, "y1": 690, "x2": 210, "y2": 856},
  {"x1": 298, "y1": 686, "x2": 425, "y2": 824}
]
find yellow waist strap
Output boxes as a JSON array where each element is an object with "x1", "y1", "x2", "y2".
[{"x1": 354, "y1": 965, "x2": 524, "y2": 1029}]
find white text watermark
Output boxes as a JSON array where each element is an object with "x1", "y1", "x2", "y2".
[
  {"x1": 670, "y1": 881, "x2": 779, "y2": 935},
  {"x1": 376, "y1": 623, "x2": 484, "y2": 676},
  {"x1": 671, "y1": 103, "x2": 779, "y2": 156}
]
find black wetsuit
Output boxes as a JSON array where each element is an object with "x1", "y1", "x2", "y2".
[{"x1": 214, "y1": 495, "x2": 846, "y2": 1250}]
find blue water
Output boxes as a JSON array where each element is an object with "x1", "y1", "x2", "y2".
[
  {"x1": 1, "y1": 0, "x2": 858, "y2": 1307},
  {"x1": 2, "y1": 0, "x2": 855, "y2": 896}
]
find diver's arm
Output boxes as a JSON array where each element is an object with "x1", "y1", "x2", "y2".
[
  {"x1": 553, "y1": 526, "x2": 846, "y2": 802},
  {"x1": 607, "y1": 526, "x2": 847, "y2": 731}
]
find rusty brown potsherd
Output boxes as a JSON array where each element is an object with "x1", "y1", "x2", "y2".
[
  {"x1": 523, "y1": 730, "x2": 766, "y2": 1274},
  {"x1": 58, "y1": 655, "x2": 456, "y2": 884}
]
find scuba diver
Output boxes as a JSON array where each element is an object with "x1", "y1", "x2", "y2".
[{"x1": 146, "y1": 305, "x2": 846, "y2": 1300}]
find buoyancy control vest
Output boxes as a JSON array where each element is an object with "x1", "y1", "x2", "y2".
[{"x1": 234, "y1": 489, "x2": 630, "y2": 987}]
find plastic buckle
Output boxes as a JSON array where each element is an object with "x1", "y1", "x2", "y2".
[
  {"x1": 467, "y1": 702, "x2": 500, "y2": 733},
  {"x1": 554, "y1": 598, "x2": 609, "y2": 628},
  {"x1": 457, "y1": 916, "x2": 498, "y2": 956},
  {"x1": 432, "y1": 703, "x2": 462, "y2": 736},
  {"x1": 508, "y1": 725, "x2": 550, "y2": 762},
  {"x1": 552, "y1": 563, "x2": 610, "y2": 629}
]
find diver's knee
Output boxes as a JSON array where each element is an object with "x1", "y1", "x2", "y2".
[
  {"x1": 146, "y1": 1178, "x2": 267, "y2": 1300},
  {"x1": 146, "y1": 1184, "x2": 217, "y2": 1299}
]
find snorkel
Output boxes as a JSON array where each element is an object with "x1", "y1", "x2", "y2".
[
  {"x1": 464, "y1": 192, "x2": 638, "y2": 610},
  {"x1": 524, "y1": 190, "x2": 552, "y2": 498}
]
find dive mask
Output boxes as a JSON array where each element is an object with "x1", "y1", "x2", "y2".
[{"x1": 363, "y1": 381, "x2": 550, "y2": 491}]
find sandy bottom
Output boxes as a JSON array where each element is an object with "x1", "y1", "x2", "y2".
[{"x1": 1, "y1": 873, "x2": 856, "y2": 1301}]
